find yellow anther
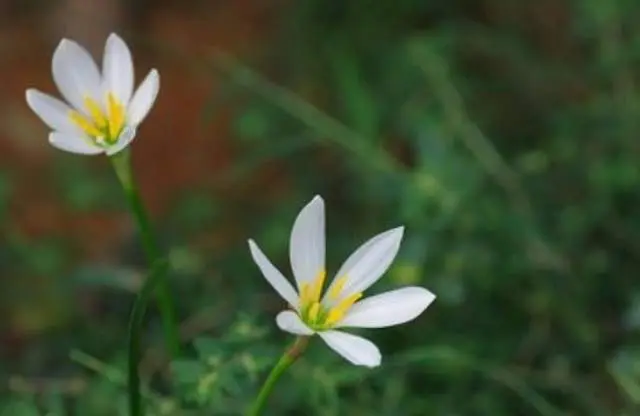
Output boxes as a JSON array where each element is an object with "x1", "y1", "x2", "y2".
[
  {"x1": 299, "y1": 282, "x2": 311, "y2": 306},
  {"x1": 107, "y1": 93, "x2": 125, "y2": 139},
  {"x1": 308, "y1": 270, "x2": 326, "y2": 303},
  {"x1": 83, "y1": 96, "x2": 107, "y2": 128},
  {"x1": 299, "y1": 270, "x2": 326, "y2": 308},
  {"x1": 325, "y1": 309, "x2": 342, "y2": 326},
  {"x1": 307, "y1": 302, "x2": 321, "y2": 323},
  {"x1": 327, "y1": 275, "x2": 348, "y2": 300},
  {"x1": 325, "y1": 292, "x2": 362, "y2": 326},
  {"x1": 338, "y1": 292, "x2": 362, "y2": 311},
  {"x1": 69, "y1": 111, "x2": 102, "y2": 137}
]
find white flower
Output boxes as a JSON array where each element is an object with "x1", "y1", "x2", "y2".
[
  {"x1": 248, "y1": 195, "x2": 436, "y2": 368},
  {"x1": 25, "y1": 33, "x2": 159, "y2": 156}
]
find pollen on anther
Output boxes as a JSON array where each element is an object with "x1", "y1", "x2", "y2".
[
  {"x1": 106, "y1": 93, "x2": 125, "y2": 139},
  {"x1": 309, "y1": 270, "x2": 326, "y2": 303},
  {"x1": 299, "y1": 282, "x2": 311, "y2": 306},
  {"x1": 83, "y1": 96, "x2": 107, "y2": 128},
  {"x1": 327, "y1": 276, "x2": 348, "y2": 300},
  {"x1": 324, "y1": 292, "x2": 362, "y2": 326},
  {"x1": 69, "y1": 111, "x2": 102, "y2": 138}
]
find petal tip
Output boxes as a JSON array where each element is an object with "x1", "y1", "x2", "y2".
[
  {"x1": 107, "y1": 32, "x2": 122, "y2": 42},
  {"x1": 410, "y1": 287, "x2": 437, "y2": 314},
  {"x1": 423, "y1": 288, "x2": 437, "y2": 306},
  {"x1": 407, "y1": 287, "x2": 436, "y2": 319},
  {"x1": 25, "y1": 88, "x2": 38, "y2": 103},
  {"x1": 387, "y1": 226, "x2": 405, "y2": 244},
  {"x1": 150, "y1": 69, "x2": 160, "y2": 85},
  {"x1": 147, "y1": 69, "x2": 160, "y2": 83},
  {"x1": 55, "y1": 38, "x2": 72, "y2": 52},
  {"x1": 105, "y1": 33, "x2": 127, "y2": 49},
  {"x1": 302, "y1": 194, "x2": 325, "y2": 215},
  {"x1": 276, "y1": 311, "x2": 314, "y2": 336},
  {"x1": 247, "y1": 239, "x2": 264, "y2": 260},
  {"x1": 361, "y1": 350, "x2": 381, "y2": 368}
]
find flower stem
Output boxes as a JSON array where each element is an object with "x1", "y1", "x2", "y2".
[
  {"x1": 110, "y1": 149, "x2": 181, "y2": 358},
  {"x1": 126, "y1": 258, "x2": 169, "y2": 416},
  {"x1": 247, "y1": 337, "x2": 309, "y2": 416}
]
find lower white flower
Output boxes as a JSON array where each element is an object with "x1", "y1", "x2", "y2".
[{"x1": 248, "y1": 195, "x2": 436, "y2": 367}]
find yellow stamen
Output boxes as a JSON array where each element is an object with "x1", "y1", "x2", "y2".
[
  {"x1": 308, "y1": 270, "x2": 326, "y2": 303},
  {"x1": 338, "y1": 292, "x2": 363, "y2": 312},
  {"x1": 83, "y1": 97, "x2": 107, "y2": 129},
  {"x1": 325, "y1": 292, "x2": 362, "y2": 326},
  {"x1": 307, "y1": 302, "x2": 321, "y2": 323},
  {"x1": 327, "y1": 275, "x2": 348, "y2": 300},
  {"x1": 67, "y1": 93, "x2": 127, "y2": 145},
  {"x1": 107, "y1": 93, "x2": 125, "y2": 139},
  {"x1": 296, "y1": 271, "x2": 361, "y2": 329},
  {"x1": 299, "y1": 282, "x2": 311, "y2": 306},
  {"x1": 69, "y1": 111, "x2": 102, "y2": 137},
  {"x1": 325, "y1": 310, "x2": 341, "y2": 326},
  {"x1": 299, "y1": 270, "x2": 326, "y2": 308}
]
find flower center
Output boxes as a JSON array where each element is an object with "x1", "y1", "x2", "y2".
[
  {"x1": 69, "y1": 93, "x2": 126, "y2": 146},
  {"x1": 298, "y1": 271, "x2": 362, "y2": 330}
]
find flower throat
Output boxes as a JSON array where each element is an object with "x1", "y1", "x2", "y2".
[
  {"x1": 69, "y1": 93, "x2": 125, "y2": 145},
  {"x1": 298, "y1": 271, "x2": 362, "y2": 330}
]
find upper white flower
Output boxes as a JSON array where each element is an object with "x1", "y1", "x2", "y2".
[
  {"x1": 25, "y1": 33, "x2": 159, "y2": 156},
  {"x1": 248, "y1": 195, "x2": 436, "y2": 367}
]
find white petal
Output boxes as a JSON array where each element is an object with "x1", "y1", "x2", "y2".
[
  {"x1": 25, "y1": 89, "x2": 82, "y2": 134},
  {"x1": 248, "y1": 239, "x2": 299, "y2": 307},
  {"x1": 289, "y1": 195, "x2": 325, "y2": 290},
  {"x1": 276, "y1": 310, "x2": 314, "y2": 335},
  {"x1": 338, "y1": 287, "x2": 435, "y2": 328},
  {"x1": 319, "y1": 330, "x2": 381, "y2": 367},
  {"x1": 52, "y1": 39, "x2": 102, "y2": 112},
  {"x1": 105, "y1": 126, "x2": 137, "y2": 156},
  {"x1": 127, "y1": 69, "x2": 159, "y2": 125},
  {"x1": 48, "y1": 132, "x2": 103, "y2": 155},
  {"x1": 103, "y1": 33, "x2": 134, "y2": 105},
  {"x1": 326, "y1": 227, "x2": 404, "y2": 300}
]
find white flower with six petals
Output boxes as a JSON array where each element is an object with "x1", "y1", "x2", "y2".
[
  {"x1": 248, "y1": 196, "x2": 436, "y2": 367},
  {"x1": 25, "y1": 33, "x2": 159, "y2": 156}
]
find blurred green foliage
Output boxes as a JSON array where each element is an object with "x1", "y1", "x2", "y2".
[{"x1": 3, "y1": 0, "x2": 640, "y2": 414}]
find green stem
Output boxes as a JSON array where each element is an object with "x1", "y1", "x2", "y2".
[
  {"x1": 126, "y1": 259, "x2": 169, "y2": 416},
  {"x1": 248, "y1": 337, "x2": 309, "y2": 416},
  {"x1": 110, "y1": 149, "x2": 180, "y2": 358}
]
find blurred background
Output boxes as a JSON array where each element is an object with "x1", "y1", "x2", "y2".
[{"x1": 1, "y1": 0, "x2": 640, "y2": 414}]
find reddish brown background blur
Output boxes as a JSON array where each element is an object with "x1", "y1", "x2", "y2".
[
  {"x1": 1, "y1": 0, "x2": 275, "y2": 250},
  {"x1": 0, "y1": 0, "x2": 293, "y2": 348}
]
